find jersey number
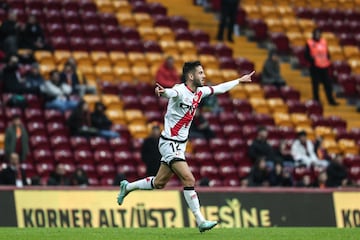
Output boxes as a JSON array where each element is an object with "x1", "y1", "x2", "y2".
[{"x1": 170, "y1": 142, "x2": 180, "y2": 152}]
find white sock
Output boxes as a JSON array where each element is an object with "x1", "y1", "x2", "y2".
[
  {"x1": 183, "y1": 187, "x2": 205, "y2": 225},
  {"x1": 126, "y1": 177, "x2": 155, "y2": 191}
]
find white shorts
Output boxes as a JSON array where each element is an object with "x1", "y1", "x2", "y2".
[{"x1": 158, "y1": 136, "x2": 187, "y2": 165}]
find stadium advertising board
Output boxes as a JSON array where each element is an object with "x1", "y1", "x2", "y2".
[
  {"x1": 0, "y1": 190, "x2": 17, "y2": 227},
  {"x1": 183, "y1": 192, "x2": 336, "y2": 227},
  {"x1": 333, "y1": 192, "x2": 360, "y2": 228},
  {"x1": 14, "y1": 190, "x2": 184, "y2": 228}
]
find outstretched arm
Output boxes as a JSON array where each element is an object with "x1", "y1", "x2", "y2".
[
  {"x1": 155, "y1": 83, "x2": 178, "y2": 98},
  {"x1": 212, "y1": 71, "x2": 254, "y2": 94}
]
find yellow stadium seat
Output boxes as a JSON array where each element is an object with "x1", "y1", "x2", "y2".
[
  {"x1": 124, "y1": 109, "x2": 147, "y2": 124},
  {"x1": 322, "y1": 139, "x2": 341, "y2": 155},
  {"x1": 298, "y1": 19, "x2": 316, "y2": 33},
  {"x1": 257, "y1": 0, "x2": 275, "y2": 6},
  {"x1": 322, "y1": 0, "x2": 338, "y2": 9},
  {"x1": 290, "y1": 0, "x2": 307, "y2": 7},
  {"x1": 110, "y1": 52, "x2": 129, "y2": 67},
  {"x1": 34, "y1": 50, "x2": 53, "y2": 63},
  {"x1": 307, "y1": 0, "x2": 323, "y2": 8},
  {"x1": 221, "y1": 70, "x2": 239, "y2": 84},
  {"x1": 0, "y1": 134, "x2": 4, "y2": 149},
  {"x1": 134, "y1": 13, "x2": 153, "y2": 27},
  {"x1": 95, "y1": 65, "x2": 115, "y2": 82},
  {"x1": 95, "y1": 0, "x2": 115, "y2": 13},
  {"x1": 282, "y1": 18, "x2": 302, "y2": 33},
  {"x1": 72, "y1": 51, "x2": 90, "y2": 62},
  {"x1": 347, "y1": 57, "x2": 360, "y2": 75},
  {"x1": 154, "y1": 27, "x2": 175, "y2": 41},
  {"x1": 181, "y1": 53, "x2": 198, "y2": 63},
  {"x1": 250, "y1": 98, "x2": 271, "y2": 114},
  {"x1": 260, "y1": 6, "x2": 279, "y2": 19},
  {"x1": 127, "y1": 52, "x2": 148, "y2": 67},
  {"x1": 265, "y1": 18, "x2": 284, "y2": 33},
  {"x1": 241, "y1": 0, "x2": 257, "y2": 5},
  {"x1": 138, "y1": 27, "x2": 158, "y2": 41},
  {"x1": 322, "y1": 32, "x2": 339, "y2": 47},
  {"x1": 315, "y1": 126, "x2": 335, "y2": 141},
  {"x1": 244, "y1": 84, "x2": 264, "y2": 98},
  {"x1": 229, "y1": 85, "x2": 246, "y2": 99},
  {"x1": 54, "y1": 50, "x2": 72, "y2": 65},
  {"x1": 328, "y1": 46, "x2": 345, "y2": 62},
  {"x1": 131, "y1": 66, "x2": 153, "y2": 84},
  {"x1": 204, "y1": 68, "x2": 224, "y2": 85},
  {"x1": 338, "y1": 139, "x2": 359, "y2": 155},
  {"x1": 277, "y1": 5, "x2": 295, "y2": 17},
  {"x1": 128, "y1": 123, "x2": 149, "y2": 139},
  {"x1": 116, "y1": 13, "x2": 136, "y2": 28},
  {"x1": 286, "y1": 31, "x2": 306, "y2": 47},
  {"x1": 146, "y1": 53, "x2": 165, "y2": 69},
  {"x1": 267, "y1": 98, "x2": 288, "y2": 114},
  {"x1": 242, "y1": 5, "x2": 262, "y2": 20},
  {"x1": 101, "y1": 94, "x2": 123, "y2": 110},
  {"x1": 199, "y1": 55, "x2": 219, "y2": 69},
  {"x1": 83, "y1": 94, "x2": 101, "y2": 111},
  {"x1": 105, "y1": 109, "x2": 126, "y2": 125},
  {"x1": 291, "y1": 113, "x2": 312, "y2": 128},
  {"x1": 39, "y1": 62, "x2": 56, "y2": 79},
  {"x1": 177, "y1": 41, "x2": 197, "y2": 55},
  {"x1": 160, "y1": 41, "x2": 179, "y2": 55},
  {"x1": 90, "y1": 51, "x2": 111, "y2": 66},
  {"x1": 337, "y1": 0, "x2": 355, "y2": 10},
  {"x1": 113, "y1": 66, "x2": 133, "y2": 83},
  {"x1": 343, "y1": 46, "x2": 360, "y2": 59},
  {"x1": 295, "y1": 126, "x2": 315, "y2": 141},
  {"x1": 273, "y1": 113, "x2": 293, "y2": 127},
  {"x1": 113, "y1": 1, "x2": 131, "y2": 14}
]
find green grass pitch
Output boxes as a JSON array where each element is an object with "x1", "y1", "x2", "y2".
[{"x1": 0, "y1": 228, "x2": 359, "y2": 240}]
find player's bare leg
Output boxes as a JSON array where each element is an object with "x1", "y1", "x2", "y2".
[
  {"x1": 171, "y1": 161, "x2": 218, "y2": 232},
  {"x1": 117, "y1": 163, "x2": 173, "y2": 205}
]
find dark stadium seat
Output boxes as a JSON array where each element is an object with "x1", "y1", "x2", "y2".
[
  {"x1": 50, "y1": 135, "x2": 71, "y2": 150},
  {"x1": 148, "y1": 2, "x2": 167, "y2": 16},
  {"x1": 74, "y1": 149, "x2": 94, "y2": 163},
  {"x1": 47, "y1": 122, "x2": 69, "y2": 137},
  {"x1": 96, "y1": 163, "x2": 116, "y2": 177},
  {"x1": 280, "y1": 86, "x2": 301, "y2": 101},
  {"x1": 169, "y1": 15, "x2": 189, "y2": 30},
  {"x1": 214, "y1": 43, "x2": 233, "y2": 58},
  {"x1": 270, "y1": 32, "x2": 291, "y2": 55},
  {"x1": 30, "y1": 135, "x2": 48, "y2": 149},
  {"x1": 98, "y1": 13, "x2": 119, "y2": 27},
  {"x1": 33, "y1": 148, "x2": 54, "y2": 163},
  {"x1": 286, "y1": 100, "x2": 307, "y2": 114},
  {"x1": 209, "y1": 138, "x2": 230, "y2": 152},
  {"x1": 109, "y1": 138, "x2": 131, "y2": 151},
  {"x1": 200, "y1": 164, "x2": 219, "y2": 179},
  {"x1": 53, "y1": 149, "x2": 73, "y2": 163},
  {"x1": 232, "y1": 99, "x2": 253, "y2": 113},
  {"x1": 194, "y1": 151, "x2": 214, "y2": 165},
  {"x1": 79, "y1": 0, "x2": 97, "y2": 13},
  {"x1": 305, "y1": 100, "x2": 323, "y2": 117},
  {"x1": 24, "y1": 108, "x2": 44, "y2": 122},
  {"x1": 63, "y1": 10, "x2": 81, "y2": 25},
  {"x1": 237, "y1": 164, "x2": 252, "y2": 179},
  {"x1": 223, "y1": 124, "x2": 243, "y2": 138},
  {"x1": 143, "y1": 40, "x2": 162, "y2": 53},
  {"x1": 113, "y1": 150, "x2": 133, "y2": 164},
  {"x1": 196, "y1": 42, "x2": 216, "y2": 55},
  {"x1": 27, "y1": 121, "x2": 47, "y2": 136},
  {"x1": 36, "y1": 162, "x2": 55, "y2": 177},
  {"x1": 90, "y1": 137, "x2": 110, "y2": 151},
  {"x1": 191, "y1": 29, "x2": 210, "y2": 44},
  {"x1": 214, "y1": 151, "x2": 234, "y2": 165},
  {"x1": 247, "y1": 19, "x2": 268, "y2": 42},
  {"x1": 116, "y1": 163, "x2": 138, "y2": 182},
  {"x1": 219, "y1": 111, "x2": 237, "y2": 124}
]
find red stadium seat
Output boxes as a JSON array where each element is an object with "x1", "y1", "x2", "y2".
[
  {"x1": 33, "y1": 148, "x2": 54, "y2": 163},
  {"x1": 96, "y1": 163, "x2": 115, "y2": 177},
  {"x1": 24, "y1": 108, "x2": 44, "y2": 122},
  {"x1": 90, "y1": 137, "x2": 110, "y2": 151},
  {"x1": 113, "y1": 150, "x2": 133, "y2": 164},
  {"x1": 94, "y1": 150, "x2": 113, "y2": 163},
  {"x1": 74, "y1": 149, "x2": 94, "y2": 163},
  {"x1": 36, "y1": 162, "x2": 55, "y2": 177},
  {"x1": 27, "y1": 121, "x2": 47, "y2": 136},
  {"x1": 53, "y1": 149, "x2": 73, "y2": 163},
  {"x1": 200, "y1": 164, "x2": 219, "y2": 179},
  {"x1": 50, "y1": 135, "x2": 71, "y2": 150},
  {"x1": 29, "y1": 135, "x2": 48, "y2": 149},
  {"x1": 194, "y1": 151, "x2": 214, "y2": 165},
  {"x1": 148, "y1": 3, "x2": 167, "y2": 16}
]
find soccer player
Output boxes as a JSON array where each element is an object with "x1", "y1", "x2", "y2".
[{"x1": 117, "y1": 61, "x2": 254, "y2": 232}]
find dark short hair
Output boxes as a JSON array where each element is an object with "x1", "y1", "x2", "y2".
[
  {"x1": 181, "y1": 61, "x2": 202, "y2": 83},
  {"x1": 297, "y1": 130, "x2": 307, "y2": 138},
  {"x1": 257, "y1": 125, "x2": 267, "y2": 133},
  {"x1": 11, "y1": 114, "x2": 21, "y2": 120},
  {"x1": 49, "y1": 70, "x2": 59, "y2": 78}
]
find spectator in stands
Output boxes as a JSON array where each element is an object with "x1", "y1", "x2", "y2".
[
  {"x1": 90, "y1": 102, "x2": 119, "y2": 139},
  {"x1": 275, "y1": 140, "x2": 295, "y2": 167},
  {"x1": 47, "y1": 163, "x2": 70, "y2": 186},
  {"x1": 313, "y1": 171, "x2": 327, "y2": 189},
  {"x1": 19, "y1": 14, "x2": 50, "y2": 51},
  {"x1": 141, "y1": 123, "x2": 161, "y2": 176},
  {"x1": 189, "y1": 108, "x2": 215, "y2": 140},
  {"x1": 296, "y1": 175, "x2": 313, "y2": 188},
  {"x1": 2, "y1": 55, "x2": 28, "y2": 94},
  {"x1": 261, "y1": 50, "x2": 286, "y2": 88},
  {"x1": 216, "y1": 0, "x2": 240, "y2": 42},
  {"x1": 42, "y1": 70, "x2": 78, "y2": 112},
  {"x1": 305, "y1": 28, "x2": 338, "y2": 106},
  {"x1": 24, "y1": 63, "x2": 44, "y2": 95},
  {"x1": 64, "y1": 58, "x2": 97, "y2": 96},
  {"x1": 4, "y1": 114, "x2": 29, "y2": 162},
  {"x1": 0, "y1": 10, "x2": 21, "y2": 56},
  {"x1": 268, "y1": 162, "x2": 293, "y2": 187},
  {"x1": 0, "y1": 153, "x2": 27, "y2": 187},
  {"x1": 70, "y1": 167, "x2": 88, "y2": 186},
  {"x1": 155, "y1": 56, "x2": 180, "y2": 88},
  {"x1": 291, "y1": 130, "x2": 328, "y2": 168},
  {"x1": 67, "y1": 100, "x2": 99, "y2": 138},
  {"x1": 326, "y1": 154, "x2": 348, "y2": 188},
  {"x1": 248, "y1": 126, "x2": 278, "y2": 165},
  {"x1": 248, "y1": 156, "x2": 270, "y2": 187}
]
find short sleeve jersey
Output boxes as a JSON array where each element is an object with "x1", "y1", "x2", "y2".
[{"x1": 161, "y1": 83, "x2": 214, "y2": 141}]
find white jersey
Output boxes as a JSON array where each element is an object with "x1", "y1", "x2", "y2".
[{"x1": 161, "y1": 83, "x2": 214, "y2": 141}]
